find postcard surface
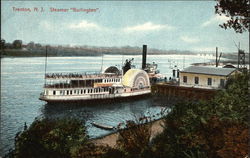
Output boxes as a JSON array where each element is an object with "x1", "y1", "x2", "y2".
[{"x1": 1, "y1": 1, "x2": 249, "y2": 157}]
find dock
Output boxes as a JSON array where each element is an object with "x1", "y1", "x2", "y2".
[{"x1": 152, "y1": 82, "x2": 217, "y2": 100}]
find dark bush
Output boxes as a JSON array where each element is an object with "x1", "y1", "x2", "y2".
[{"x1": 14, "y1": 118, "x2": 88, "y2": 158}]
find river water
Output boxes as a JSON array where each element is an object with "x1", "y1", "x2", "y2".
[{"x1": 0, "y1": 54, "x2": 214, "y2": 155}]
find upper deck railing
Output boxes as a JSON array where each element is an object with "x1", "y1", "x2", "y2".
[{"x1": 45, "y1": 72, "x2": 122, "y2": 80}]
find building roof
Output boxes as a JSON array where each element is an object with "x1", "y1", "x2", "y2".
[{"x1": 180, "y1": 66, "x2": 236, "y2": 76}]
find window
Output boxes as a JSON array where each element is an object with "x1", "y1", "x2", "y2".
[
  {"x1": 207, "y1": 78, "x2": 212, "y2": 86},
  {"x1": 220, "y1": 79, "x2": 225, "y2": 88},
  {"x1": 84, "y1": 89, "x2": 86, "y2": 94},
  {"x1": 139, "y1": 83, "x2": 143, "y2": 89},
  {"x1": 70, "y1": 90, "x2": 72, "y2": 95},
  {"x1": 53, "y1": 91, "x2": 56, "y2": 95},
  {"x1": 67, "y1": 90, "x2": 69, "y2": 95},
  {"x1": 194, "y1": 77, "x2": 199, "y2": 84},
  {"x1": 183, "y1": 76, "x2": 187, "y2": 83}
]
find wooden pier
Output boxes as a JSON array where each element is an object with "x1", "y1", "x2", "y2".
[{"x1": 152, "y1": 83, "x2": 217, "y2": 100}]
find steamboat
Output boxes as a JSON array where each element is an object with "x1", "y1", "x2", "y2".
[{"x1": 39, "y1": 45, "x2": 155, "y2": 104}]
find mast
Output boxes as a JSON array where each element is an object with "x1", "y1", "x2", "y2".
[
  {"x1": 121, "y1": 53, "x2": 124, "y2": 75},
  {"x1": 216, "y1": 47, "x2": 218, "y2": 67},
  {"x1": 44, "y1": 45, "x2": 48, "y2": 85},
  {"x1": 182, "y1": 55, "x2": 185, "y2": 69},
  {"x1": 100, "y1": 51, "x2": 104, "y2": 73}
]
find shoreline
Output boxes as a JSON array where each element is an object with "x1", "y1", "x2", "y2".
[
  {"x1": 90, "y1": 119, "x2": 165, "y2": 148},
  {"x1": 0, "y1": 53, "x2": 199, "y2": 58}
]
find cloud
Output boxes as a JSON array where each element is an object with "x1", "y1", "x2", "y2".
[
  {"x1": 180, "y1": 35, "x2": 200, "y2": 43},
  {"x1": 123, "y1": 22, "x2": 174, "y2": 33},
  {"x1": 193, "y1": 47, "x2": 215, "y2": 52},
  {"x1": 201, "y1": 15, "x2": 230, "y2": 27},
  {"x1": 69, "y1": 20, "x2": 101, "y2": 30},
  {"x1": 39, "y1": 21, "x2": 54, "y2": 31}
]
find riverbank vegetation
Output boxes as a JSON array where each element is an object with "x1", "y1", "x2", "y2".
[
  {"x1": 2, "y1": 39, "x2": 244, "y2": 59},
  {"x1": 151, "y1": 72, "x2": 249, "y2": 158},
  {"x1": 6, "y1": 72, "x2": 249, "y2": 158},
  {"x1": 0, "y1": 46, "x2": 198, "y2": 57},
  {"x1": 1, "y1": 39, "x2": 198, "y2": 57}
]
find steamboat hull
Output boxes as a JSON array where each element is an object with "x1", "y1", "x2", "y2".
[{"x1": 39, "y1": 91, "x2": 151, "y2": 105}]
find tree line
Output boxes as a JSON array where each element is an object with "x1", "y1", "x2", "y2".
[{"x1": 0, "y1": 39, "x2": 198, "y2": 57}]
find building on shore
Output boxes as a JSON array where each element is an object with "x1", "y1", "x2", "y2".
[{"x1": 179, "y1": 66, "x2": 237, "y2": 89}]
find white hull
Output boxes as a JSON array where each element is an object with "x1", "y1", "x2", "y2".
[{"x1": 40, "y1": 89, "x2": 151, "y2": 103}]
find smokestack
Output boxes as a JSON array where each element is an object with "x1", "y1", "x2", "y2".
[
  {"x1": 142, "y1": 45, "x2": 147, "y2": 69},
  {"x1": 216, "y1": 47, "x2": 218, "y2": 67}
]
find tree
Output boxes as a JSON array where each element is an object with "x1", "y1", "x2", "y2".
[
  {"x1": 27, "y1": 41, "x2": 35, "y2": 50},
  {"x1": 1, "y1": 39, "x2": 5, "y2": 49},
  {"x1": 12, "y1": 40, "x2": 22, "y2": 49},
  {"x1": 215, "y1": 0, "x2": 250, "y2": 33},
  {"x1": 14, "y1": 118, "x2": 88, "y2": 158},
  {"x1": 117, "y1": 120, "x2": 152, "y2": 158}
]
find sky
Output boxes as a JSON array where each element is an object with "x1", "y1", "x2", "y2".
[{"x1": 1, "y1": 1, "x2": 249, "y2": 53}]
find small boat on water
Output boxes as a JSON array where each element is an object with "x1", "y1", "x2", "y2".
[{"x1": 91, "y1": 122, "x2": 115, "y2": 130}]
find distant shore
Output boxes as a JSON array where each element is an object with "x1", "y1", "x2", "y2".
[
  {"x1": 0, "y1": 47, "x2": 211, "y2": 58},
  {"x1": 0, "y1": 50, "x2": 198, "y2": 58},
  {"x1": 1, "y1": 48, "x2": 245, "y2": 66}
]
